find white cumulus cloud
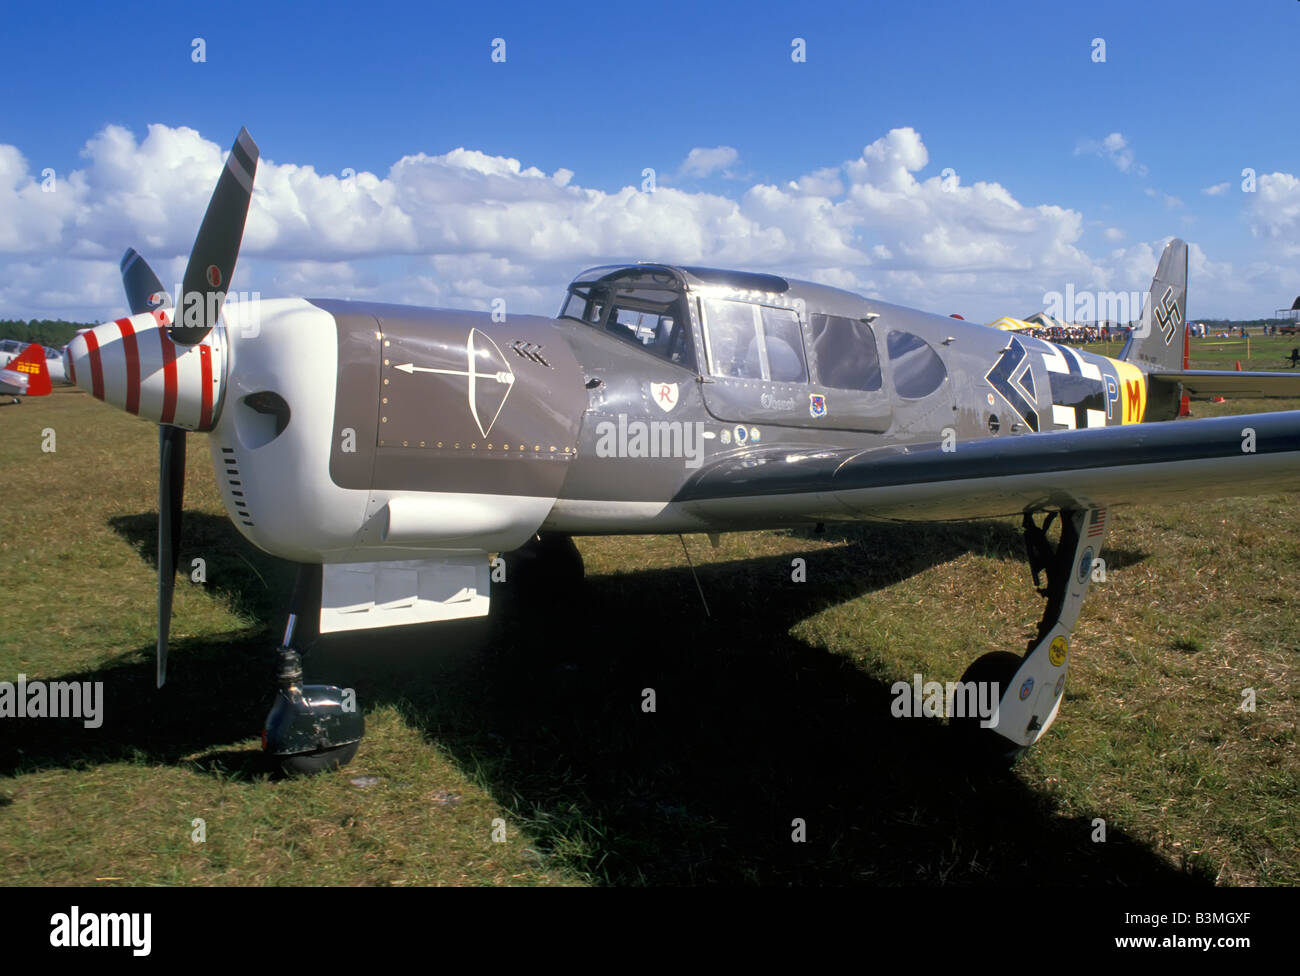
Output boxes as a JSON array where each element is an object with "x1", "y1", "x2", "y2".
[
  {"x1": 1075, "y1": 132, "x2": 1148, "y2": 178},
  {"x1": 0, "y1": 123, "x2": 1292, "y2": 322},
  {"x1": 679, "y1": 146, "x2": 740, "y2": 179}
]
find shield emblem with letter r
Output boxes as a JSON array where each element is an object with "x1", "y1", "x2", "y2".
[{"x1": 653, "y1": 382, "x2": 679, "y2": 412}]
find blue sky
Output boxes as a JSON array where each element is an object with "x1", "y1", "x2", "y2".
[{"x1": 2, "y1": 0, "x2": 1297, "y2": 322}]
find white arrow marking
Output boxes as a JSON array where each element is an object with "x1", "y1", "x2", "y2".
[
  {"x1": 392, "y1": 329, "x2": 516, "y2": 438},
  {"x1": 394, "y1": 362, "x2": 513, "y2": 384}
]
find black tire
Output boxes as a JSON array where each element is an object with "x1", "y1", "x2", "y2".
[
  {"x1": 533, "y1": 533, "x2": 585, "y2": 590},
  {"x1": 949, "y1": 651, "x2": 1029, "y2": 768},
  {"x1": 499, "y1": 533, "x2": 584, "y2": 605},
  {"x1": 278, "y1": 740, "x2": 359, "y2": 776}
]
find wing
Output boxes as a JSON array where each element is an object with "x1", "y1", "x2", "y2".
[
  {"x1": 674, "y1": 411, "x2": 1300, "y2": 523},
  {"x1": 1150, "y1": 370, "x2": 1300, "y2": 399}
]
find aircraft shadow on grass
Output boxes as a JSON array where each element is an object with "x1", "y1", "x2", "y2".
[{"x1": 0, "y1": 511, "x2": 1193, "y2": 885}]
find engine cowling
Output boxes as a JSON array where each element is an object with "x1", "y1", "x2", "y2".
[{"x1": 207, "y1": 297, "x2": 588, "y2": 564}]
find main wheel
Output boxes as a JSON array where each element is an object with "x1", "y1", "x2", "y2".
[
  {"x1": 277, "y1": 740, "x2": 360, "y2": 776},
  {"x1": 949, "y1": 651, "x2": 1029, "y2": 768},
  {"x1": 532, "y1": 533, "x2": 584, "y2": 591},
  {"x1": 499, "y1": 533, "x2": 584, "y2": 606}
]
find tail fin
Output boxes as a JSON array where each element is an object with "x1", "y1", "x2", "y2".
[
  {"x1": 1, "y1": 343, "x2": 52, "y2": 396},
  {"x1": 1120, "y1": 238, "x2": 1187, "y2": 374}
]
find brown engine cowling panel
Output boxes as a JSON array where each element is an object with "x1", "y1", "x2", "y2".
[
  {"x1": 320, "y1": 300, "x2": 382, "y2": 494},
  {"x1": 322, "y1": 299, "x2": 587, "y2": 498}
]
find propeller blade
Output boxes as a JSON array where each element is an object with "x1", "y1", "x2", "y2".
[
  {"x1": 121, "y1": 129, "x2": 259, "y2": 682},
  {"x1": 157, "y1": 425, "x2": 186, "y2": 687},
  {"x1": 120, "y1": 248, "x2": 171, "y2": 316},
  {"x1": 172, "y1": 127, "x2": 259, "y2": 345}
]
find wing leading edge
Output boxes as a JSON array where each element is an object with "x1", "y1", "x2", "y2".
[
  {"x1": 1150, "y1": 370, "x2": 1300, "y2": 399},
  {"x1": 674, "y1": 411, "x2": 1300, "y2": 524}
]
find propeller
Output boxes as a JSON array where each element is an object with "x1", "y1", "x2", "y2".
[
  {"x1": 119, "y1": 246, "x2": 180, "y2": 687},
  {"x1": 120, "y1": 247, "x2": 171, "y2": 314},
  {"x1": 172, "y1": 127, "x2": 259, "y2": 346},
  {"x1": 115, "y1": 127, "x2": 260, "y2": 687},
  {"x1": 156, "y1": 418, "x2": 186, "y2": 687}
]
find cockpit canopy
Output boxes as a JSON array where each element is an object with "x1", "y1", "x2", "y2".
[
  {"x1": 558, "y1": 263, "x2": 948, "y2": 412},
  {"x1": 559, "y1": 265, "x2": 696, "y2": 371},
  {"x1": 0, "y1": 339, "x2": 59, "y2": 360}
]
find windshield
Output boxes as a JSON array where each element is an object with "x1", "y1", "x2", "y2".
[{"x1": 560, "y1": 268, "x2": 696, "y2": 371}]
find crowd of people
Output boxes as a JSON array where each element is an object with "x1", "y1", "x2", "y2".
[
  {"x1": 1023, "y1": 325, "x2": 1123, "y2": 344},
  {"x1": 1193, "y1": 323, "x2": 1295, "y2": 338},
  {"x1": 1022, "y1": 321, "x2": 1295, "y2": 345}
]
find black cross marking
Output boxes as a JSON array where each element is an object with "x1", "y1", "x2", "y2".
[
  {"x1": 1046, "y1": 344, "x2": 1107, "y2": 429},
  {"x1": 985, "y1": 338, "x2": 1039, "y2": 431}
]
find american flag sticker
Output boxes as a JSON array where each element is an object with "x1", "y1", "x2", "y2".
[{"x1": 1087, "y1": 508, "x2": 1107, "y2": 537}]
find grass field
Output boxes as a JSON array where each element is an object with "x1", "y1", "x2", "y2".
[{"x1": 1, "y1": 336, "x2": 1297, "y2": 886}]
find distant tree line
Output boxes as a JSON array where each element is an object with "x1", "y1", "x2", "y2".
[
  {"x1": 1200, "y1": 318, "x2": 1293, "y2": 329},
  {"x1": 0, "y1": 319, "x2": 97, "y2": 348}
]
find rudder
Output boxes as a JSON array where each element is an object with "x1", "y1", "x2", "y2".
[
  {"x1": 1120, "y1": 238, "x2": 1187, "y2": 420},
  {"x1": 1120, "y1": 238, "x2": 1187, "y2": 374},
  {"x1": 2, "y1": 343, "x2": 52, "y2": 396}
]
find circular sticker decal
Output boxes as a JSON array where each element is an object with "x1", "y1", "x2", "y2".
[
  {"x1": 1049, "y1": 636, "x2": 1068, "y2": 668},
  {"x1": 734, "y1": 425, "x2": 748, "y2": 445},
  {"x1": 1078, "y1": 547, "x2": 1093, "y2": 583},
  {"x1": 720, "y1": 429, "x2": 731, "y2": 445},
  {"x1": 1053, "y1": 674, "x2": 1066, "y2": 698},
  {"x1": 1019, "y1": 677, "x2": 1034, "y2": 701}
]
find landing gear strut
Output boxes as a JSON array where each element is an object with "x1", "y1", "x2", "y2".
[
  {"x1": 953, "y1": 507, "x2": 1108, "y2": 764},
  {"x1": 262, "y1": 564, "x2": 364, "y2": 775}
]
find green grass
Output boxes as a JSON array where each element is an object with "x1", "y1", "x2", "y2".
[
  {"x1": 1, "y1": 369, "x2": 1297, "y2": 886},
  {"x1": 1086, "y1": 332, "x2": 1300, "y2": 372}
]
